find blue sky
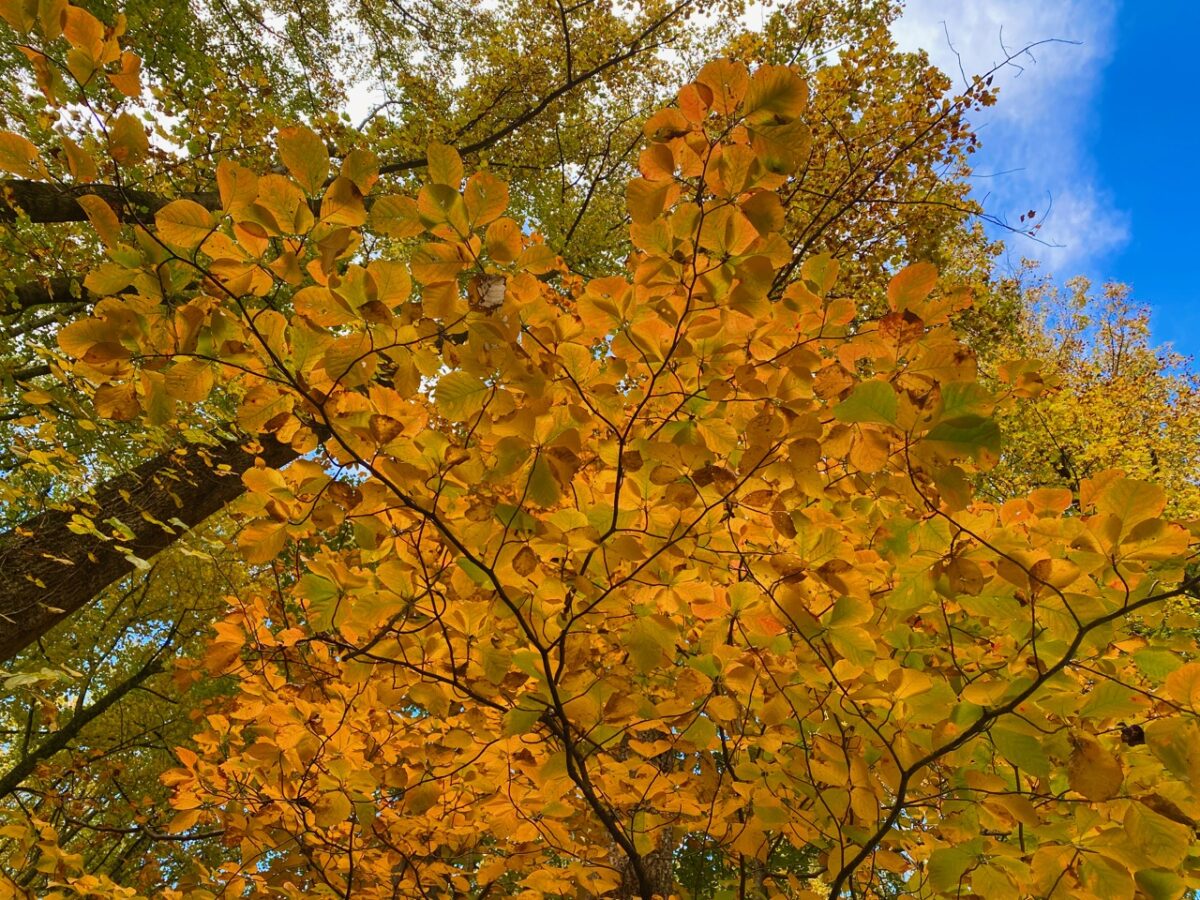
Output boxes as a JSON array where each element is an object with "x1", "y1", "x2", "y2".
[{"x1": 893, "y1": 1, "x2": 1200, "y2": 357}]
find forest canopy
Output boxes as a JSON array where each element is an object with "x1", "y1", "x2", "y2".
[{"x1": 1, "y1": 1, "x2": 1198, "y2": 898}]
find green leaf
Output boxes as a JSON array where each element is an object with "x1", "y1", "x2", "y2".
[
  {"x1": 1134, "y1": 649, "x2": 1181, "y2": 681},
  {"x1": 526, "y1": 456, "x2": 560, "y2": 507},
  {"x1": 1079, "y1": 855, "x2": 1135, "y2": 900},
  {"x1": 503, "y1": 705, "x2": 543, "y2": 736},
  {"x1": 1080, "y1": 679, "x2": 1143, "y2": 720},
  {"x1": 937, "y1": 381, "x2": 992, "y2": 420},
  {"x1": 436, "y1": 372, "x2": 489, "y2": 421},
  {"x1": 455, "y1": 557, "x2": 490, "y2": 586},
  {"x1": 991, "y1": 726, "x2": 1050, "y2": 777},
  {"x1": 297, "y1": 573, "x2": 340, "y2": 630},
  {"x1": 924, "y1": 414, "x2": 1000, "y2": 459},
  {"x1": 624, "y1": 618, "x2": 674, "y2": 674},
  {"x1": 829, "y1": 626, "x2": 875, "y2": 666},
  {"x1": 800, "y1": 252, "x2": 838, "y2": 295},
  {"x1": 417, "y1": 183, "x2": 469, "y2": 232},
  {"x1": 834, "y1": 380, "x2": 897, "y2": 426},
  {"x1": 1135, "y1": 868, "x2": 1186, "y2": 900},
  {"x1": 493, "y1": 503, "x2": 538, "y2": 534},
  {"x1": 1145, "y1": 718, "x2": 1200, "y2": 780},
  {"x1": 682, "y1": 715, "x2": 716, "y2": 749},
  {"x1": 927, "y1": 847, "x2": 974, "y2": 892},
  {"x1": 1124, "y1": 802, "x2": 1192, "y2": 869}
]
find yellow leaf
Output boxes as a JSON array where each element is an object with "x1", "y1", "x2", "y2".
[
  {"x1": 238, "y1": 518, "x2": 287, "y2": 565},
  {"x1": 62, "y1": 5, "x2": 103, "y2": 56},
  {"x1": 1094, "y1": 477, "x2": 1166, "y2": 531},
  {"x1": 1164, "y1": 662, "x2": 1200, "y2": 710},
  {"x1": 109, "y1": 112, "x2": 149, "y2": 165},
  {"x1": 165, "y1": 809, "x2": 200, "y2": 834},
  {"x1": 61, "y1": 136, "x2": 97, "y2": 182},
  {"x1": 0, "y1": 131, "x2": 43, "y2": 178},
  {"x1": 464, "y1": 171, "x2": 508, "y2": 225},
  {"x1": 340, "y1": 148, "x2": 379, "y2": 193},
  {"x1": 426, "y1": 142, "x2": 463, "y2": 187},
  {"x1": 216, "y1": 159, "x2": 259, "y2": 213},
  {"x1": 164, "y1": 359, "x2": 214, "y2": 403},
  {"x1": 320, "y1": 176, "x2": 366, "y2": 226},
  {"x1": 743, "y1": 64, "x2": 808, "y2": 124},
  {"x1": 1124, "y1": 801, "x2": 1192, "y2": 869},
  {"x1": 1067, "y1": 733, "x2": 1123, "y2": 801},
  {"x1": 369, "y1": 194, "x2": 423, "y2": 238},
  {"x1": 512, "y1": 545, "x2": 537, "y2": 576},
  {"x1": 367, "y1": 260, "x2": 411, "y2": 308},
  {"x1": 155, "y1": 199, "x2": 214, "y2": 250},
  {"x1": 0, "y1": 0, "x2": 35, "y2": 31},
  {"x1": 644, "y1": 107, "x2": 692, "y2": 141},
  {"x1": 417, "y1": 182, "x2": 468, "y2": 232},
  {"x1": 76, "y1": 194, "x2": 121, "y2": 246},
  {"x1": 485, "y1": 217, "x2": 522, "y2": 263},
  {"x1": 1029, "y1": 557, "x2": 1081, "y2": 590},
  {"x1": 626, "y1": 177, "x2": 678, "y2": 225},
  {"x1": 93, "y1": 382, "x2": 140, "y2": 421},
  {"x1": 800, "y1": 252, "x2": 838, "y2": 294},
  {"x1": 404, "y1": 782, "x2": 441, "y2": 814},
  {"x1": 517, "y1": 243, "x2": 556, "y2": 275},
  {"x1": 277, "y1": 124, "x2": 329, "y2": 195},
  {"x1": 436, "y1": 371, "x2": 489, "y2": 421},
  {"x1": 314, "y1": 792, "x2": 353, "y2": 828},
  {"x1": 410, "y1": 241, "x2": 465, "y2": 284}
]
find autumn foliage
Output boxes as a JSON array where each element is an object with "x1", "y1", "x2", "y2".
[{"x1": 1, "y1": 3, "x2": 1199, "y2": 899}]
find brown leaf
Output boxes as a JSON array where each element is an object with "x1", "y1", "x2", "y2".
[{"x1": 512, "y1": 546, "x2": 537, "y2": 577}]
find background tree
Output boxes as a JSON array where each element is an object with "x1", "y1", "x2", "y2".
[{"x1": 983, "y1": 271, "x2": 1200, "y2": 516}]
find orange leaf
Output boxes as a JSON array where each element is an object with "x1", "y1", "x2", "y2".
[
  {"x1": 887, "y1": 261, "x2": 938, "y2": 311},
  {"x1": 696, "y1": 59, "x2": 749, "y2": 115}
]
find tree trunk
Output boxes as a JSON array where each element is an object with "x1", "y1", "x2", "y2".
[
  {"x1": 1, "y1": 178, "x2": 220, "y2": 225},
  {"x1": 608, "y1": 730, "x2": 677, "y2": 899},
  {"x1": 2, "y1": 276, "x2": 95, "y2": 315},
  {"x1": 612, "y1": 840, "x2": 675, "y2": 900},
  {"x1": 0, "y1": 436, "x2": 297, "y2": 663}
]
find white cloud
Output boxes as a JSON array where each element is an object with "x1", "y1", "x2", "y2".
[{"x1": 892, "y1": 0, "x2": 1126, "y2": 276}]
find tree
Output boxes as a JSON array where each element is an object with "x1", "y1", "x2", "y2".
[
  {"x1": 2, "y1": 4, "x2": 1199, "y2": 899},
  {"x1": 983, "y1": 272, "x2": 1200, "y2": 516},
  {"x1": 0, "y1": 0, "x2": 999, "y2": 659}
]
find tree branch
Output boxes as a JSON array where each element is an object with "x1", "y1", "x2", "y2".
[{"x1": 0, "y1": 434, "x2": 299, "y2": 663}]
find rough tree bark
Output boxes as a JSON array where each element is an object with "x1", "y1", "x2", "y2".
[
  {"x1": 0, "y1": 435, "x2": 297, "y2": 664},
  {"x1": 0, "y1": 178, "x2": 220, "y2": 224}
]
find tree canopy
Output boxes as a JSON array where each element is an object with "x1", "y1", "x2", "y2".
[{"x1": 1, "y1": 2, "x2": 1198, "y2": 898}]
